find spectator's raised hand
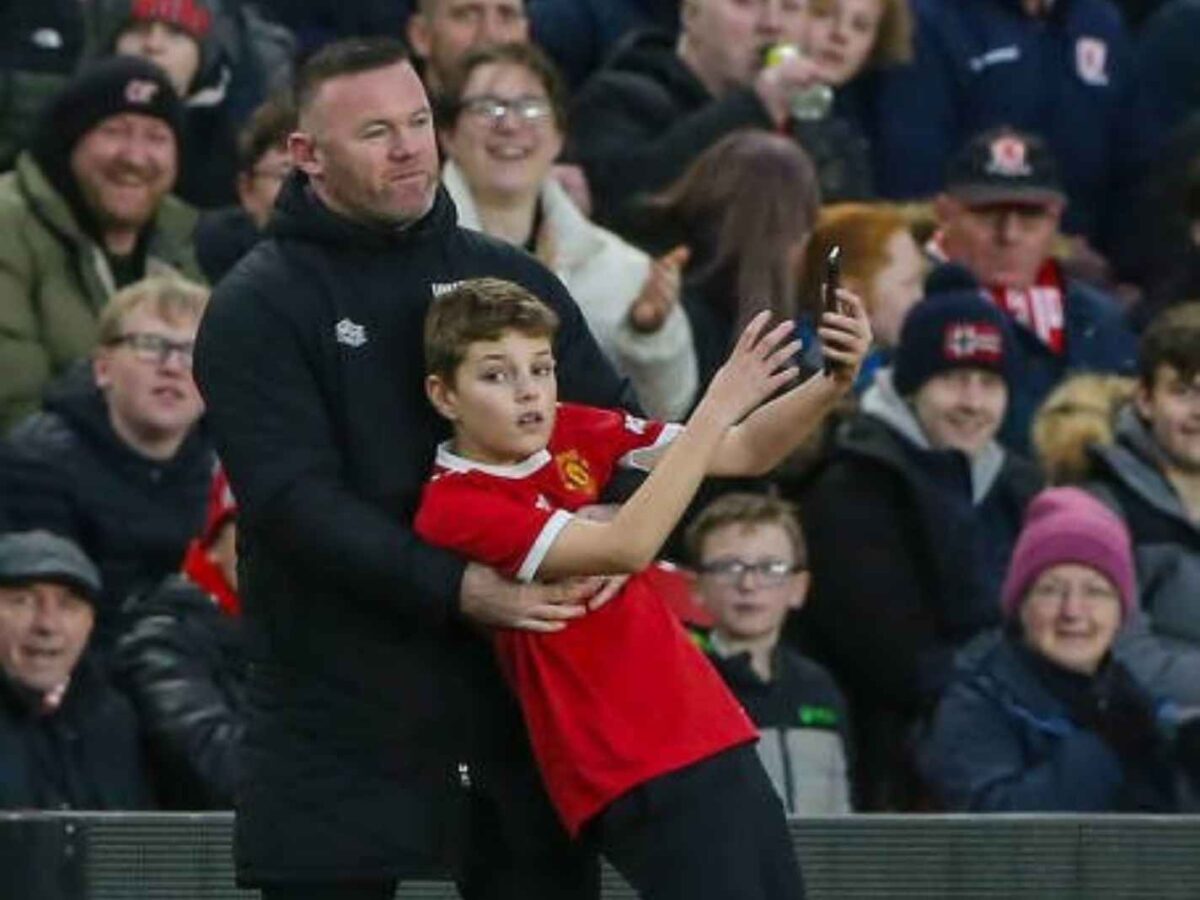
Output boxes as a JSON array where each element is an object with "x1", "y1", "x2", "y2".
[{"x1": 628, "y1": 245, "x2": 690, "y2": 334}]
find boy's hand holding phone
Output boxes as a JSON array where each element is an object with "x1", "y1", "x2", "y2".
[{"x1": 698, "y1": 311, "x2": 801, "y2": 429}]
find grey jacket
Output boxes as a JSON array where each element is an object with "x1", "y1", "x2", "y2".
[{"x1": 1088, "y1": 406, "x2": 1200, "y2": 705}]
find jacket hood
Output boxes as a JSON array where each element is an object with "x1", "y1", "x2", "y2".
[
  {"x1": 268, "y1": 171, "x2": 459, "y2": 253},
  {"x1": 605, "y1": 28, "x2": 713, "y2": 105},
  {"x1": 39, "y1": 373, "x2": 210, "y2": 477},
  {"x1": 860, "y1": 368, "x2": 1007, "y2": 504},
  {"x1": 1092, "y1": 404, "x2": 1196, "y2": 528}
]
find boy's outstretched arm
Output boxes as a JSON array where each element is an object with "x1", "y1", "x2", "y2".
[
  {"x1": 709, "y1": 290, "x2": 872, "y2": 477},
  {"x1": 535, "y1": 313, "x2": 801, "y2": 580}
]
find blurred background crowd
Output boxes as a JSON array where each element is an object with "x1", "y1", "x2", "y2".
[{"x1": 3, "y1": 0, "x2": 1200, "y2": 821}]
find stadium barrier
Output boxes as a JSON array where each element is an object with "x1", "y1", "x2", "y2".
[{"x1": 3, "y1": 812, "x2": 1200, "y2": 898}]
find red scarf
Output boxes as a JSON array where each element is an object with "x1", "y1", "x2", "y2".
[
  {"x1": 182, "y1": 540, "x2": 241, "y2": 617},
  {"x1": 927, "y1": 234, "x2": 1066, "y2": 355},
  {"x1": 986, "y1": 259, "x2": 1066, "y2": 355}
]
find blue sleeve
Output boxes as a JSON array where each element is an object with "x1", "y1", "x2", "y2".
[
  {"x1": 871, "y1": 0, "x2": 962, "y2": 199},
  {"x1": 921, "y1": 681, "x2": 1125, "y2": 812}
]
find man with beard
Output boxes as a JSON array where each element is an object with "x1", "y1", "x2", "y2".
[
  {"x1": 193, "y1": 37, "x2": 636, "y2": 899},
  {"x1": 0, "y1": 56, "x2": 203, "y2": 432},
  {"x1": 1087, "y1": 304, "x2": 1200, "y2": 708}
]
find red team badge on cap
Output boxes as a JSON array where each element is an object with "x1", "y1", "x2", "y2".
[
  {"x1": 944, "y1": 323, "x2": 1003, "y2": 363},
  {"x1": 985, "y1": 136, "x2": 1031, "y2": 177}
]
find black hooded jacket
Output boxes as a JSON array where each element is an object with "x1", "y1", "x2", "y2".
[
  {"x1": 193, "y1": 175, "x2": 636, "y2": 883},
  {"x1": 0, "y1": 378, "x2": 213, "y2": 655}
]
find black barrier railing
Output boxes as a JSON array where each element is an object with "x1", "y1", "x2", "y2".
[{"x1": 3, "y1": 812, "x2": 1200, "y2": 899}]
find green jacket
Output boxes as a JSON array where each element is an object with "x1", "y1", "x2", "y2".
[{"x1": 0, "y1": 152, "x2": 202, "y2": 432}]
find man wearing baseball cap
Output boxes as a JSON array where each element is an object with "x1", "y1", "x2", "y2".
[
  {"x1": 929, "y1": 126, "x2": 1137, "y2": 452},
  {"x1": 0, "y1": 55, "x2": 205, "y2": 432},
  {"x1": 795, "y1": 265, "x2": 1042, "y2": 810},
  {"x1": 0, "y1": 530, "x2": 152, "y2": 810}
]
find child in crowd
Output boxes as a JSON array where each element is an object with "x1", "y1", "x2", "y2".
[
  {"x1": 414, "y1": 277, "x2": 870, "y2": 899},
  {"x1": 688, "y1": 492, "x2": 853, "y2": 815}
]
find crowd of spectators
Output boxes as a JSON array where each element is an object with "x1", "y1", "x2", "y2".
[{"x1": 3, "y1": 0, "x2": 1200, "y2": 851}]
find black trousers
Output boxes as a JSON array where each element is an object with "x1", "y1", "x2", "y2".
[{"x1": 587, "y1": 743, "x2": 807, "y2": 900}]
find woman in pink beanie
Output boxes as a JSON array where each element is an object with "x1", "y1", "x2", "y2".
[{"x1": 918, "y1": 487, "x2": 1185, "y2": 811}]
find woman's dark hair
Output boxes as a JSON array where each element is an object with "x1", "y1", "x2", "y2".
[{"x1": 648, "y1": 130, "x2": 821, "y2": 328}]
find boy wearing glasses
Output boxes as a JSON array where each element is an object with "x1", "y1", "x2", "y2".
[
  {"x1": 415, "y1": 277, "x2": 870, "y2": 899},
  {"x1": 1, "y1": 276, "x2": 213, "y2": 658},
  {"x1": 688, "y1": 492, "x2": 852, "y2": 815}
]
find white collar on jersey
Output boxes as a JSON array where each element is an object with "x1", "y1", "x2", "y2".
[{"x1": 434, "y1": 442, "x2": 552, "y2": 480}]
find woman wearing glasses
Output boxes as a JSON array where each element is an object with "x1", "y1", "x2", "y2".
[
  {"x1": 920, "y1": 488, "x2": 1186, "y2": 812},
  {"x1": 438, "y1": 42, "x2": 699, "y2": 421}
]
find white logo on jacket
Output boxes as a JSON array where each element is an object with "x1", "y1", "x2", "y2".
[
  {"x1": 1076, "y1": 37, "x2": 1109, "y2": 86},
  {"x1": 335, "y1": 318, "x2": 368, "y2": 347}
]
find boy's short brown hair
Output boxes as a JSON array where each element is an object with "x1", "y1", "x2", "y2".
[
  {"x1": 685, "y1": 492, "x2": 807, "y2": 568},
  {"x1": 1138, "y1": 302, "x2": 1200, "y2": 388},
  {"x1": 96, "y1": 275, "x2": 209, "y2": 346},
  {"x1": 424, "y1": 277, "x2": 559, "y2": 381}
]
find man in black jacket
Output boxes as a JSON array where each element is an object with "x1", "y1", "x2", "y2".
[{"x1": 193, "y1": 38, "x2": 636, "y2": 900}]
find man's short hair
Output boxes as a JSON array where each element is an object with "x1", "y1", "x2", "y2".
[
  {"x1": 1139, "y1": 302, "x2": 1200, "y2": 387},
  {"x1": 236, "y1": 92, "x2": 298, "y2": 174},
  {"x1": 684, "y1": 492, "x2": 807, "y2": 568},
  {"x1": 96, "y1": 276, "x2": 210, "y2": 346},
  {"x1": 294, "y1": 37, "x2": 411, "y2": 117},
  {"x1": 424, "y1": 278, "x2": 559, "y2": 382},
  {"x1": 439, "y1": 42, "x2": 568, "y2": 131}
]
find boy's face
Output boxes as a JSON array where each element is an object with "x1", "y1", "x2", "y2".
[
  {"x1": 912, "y1": 368, "x2": 1007, "y2": 458},
  {"x1": 696, "y1": 522, "x2": 808, "y2": 643},
  {"x1": 426, "y1": 329, "x2": 557, "y2": 465},
  {"x1": 1136, "y1": 364, "x2": 1200, "y2": 473}
]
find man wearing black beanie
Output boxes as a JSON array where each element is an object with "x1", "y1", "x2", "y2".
[{"x1": 0, "y1": 55, "x2": 205, "y2": 432}]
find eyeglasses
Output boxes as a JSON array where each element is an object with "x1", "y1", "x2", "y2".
[
  {"x1": 106, "y1": 332, "x2": 195, "y2": 367},
  {"x1": 697, "y1": 559, "x2": 800, "y2": 586},
  {"x1": 460, "y1": 96, "x2": 554, "y2": 125},
  {"x1": 1026, "y1": 580, "x2": 1120, "y2": 608}
]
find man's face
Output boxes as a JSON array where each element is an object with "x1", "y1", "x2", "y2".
[
  {"x1": 681, "y1": 0, "x2": 809, "y2": 95},
  {"x1": 292, "y1": 61, "x2": 440, "y2": 227},
  {"x1": 426, "y1": 329, "x2": 558, "y2": 465},
  {"x1": 1136, "y1": 365, "x2": 1200, "y2": 473},
  {"x1": 236, "y1": 146, "x2": 292, "y2": 229},
  {"x1": 70, "y1": 112, "x2": 177, "y2": 235},
  {"x1": 936, "y1": 195, "x2": 1062, "y2": 289},
  {"x1": 442, "y1": 62, "x2": 563, "y2": 204},
  {"x1": 407, "y1": 0, "x2": 529, "y2": 90},
  {"x1": 0, "y1": 582, "x2": 94, "y2": 695},
  {"x1": 912, "y1": 368, "x2": 1008, "y2": 457},
  {"x1": 93, "y1": 305, "x2": 205, "y2": 449},
  {"x1": 696, "y1": 522, "x2": 808, "y2": 644},
  {"x1": 114, "y1": 20, "x2": 201, "y2": 96}
]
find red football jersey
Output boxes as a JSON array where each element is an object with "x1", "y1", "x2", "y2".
[{"x1": 414, "y1": 403, "x2": 757, "y2": 834}]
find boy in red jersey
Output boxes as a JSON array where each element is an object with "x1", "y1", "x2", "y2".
[{"x1": 414, "y1": 278, "x2": 870, "y2": 899}]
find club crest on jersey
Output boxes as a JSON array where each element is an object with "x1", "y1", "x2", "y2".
[
  {"x1": 943, "y1": 322, "x2": 1003, "y2": 363},
  {"x1": 555, "y1": 449, "x2": 596, "y2": 495}
]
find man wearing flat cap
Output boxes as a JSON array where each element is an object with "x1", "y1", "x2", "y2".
[
  {"x1": 0, "y1": 530, "x2": 152, "y2": 810},
  {"x1": 0, "y1": 55, "x2": 205, "y2": 432},
  {"x1": 928, "y1": 126, "x2": 1137, "y2": 451}
]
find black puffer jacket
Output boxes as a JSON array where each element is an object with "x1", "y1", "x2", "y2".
[
  {"x1": 193, "y1": 174, "x2": 635, "y2": 883},
  {"x1": 115, "y1": 574, "x2": 246, "y2": 809},
  {"x1": 0, "y1": 656, "x2": 153, "y2": 810},
  {"x1": 0, "y1": 378, "x2": 213, "y2": 655}
]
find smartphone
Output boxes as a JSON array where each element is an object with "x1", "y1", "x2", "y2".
[{"x1": 822, "y1": 245, "x2": 843, "y2": 375}]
